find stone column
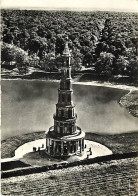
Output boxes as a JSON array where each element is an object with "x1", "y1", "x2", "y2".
[
  {"x1": 70, "y1": 141, "x2": 73, "y2": 153},
  {"x1": 61, "y1": 141, "x2": 63, "y2": 155},
  {"x1": 45, "y1": 139, "x2": 47, "y2": 152},
  {"x1": 53, "y1": 140, "x2": 56, "y2": 155},
  {"x1": 80, "y1": 139, "x2": 82, "y2": 153},
  {"x1": 48, "y1": 139, "x2": 51, "y2": 154},
  {"x1": 73, "y1": 141, "x2": 76, "y2": 152},
  {"x1": 75, "y1": 141, "x2": 77, "y2": 152},
  {"x1": 57, "y1": 126, "x2": 60, "y2": 133},
  {"x1": 82, "y1": 138, "x2": 84, "y2": 151},
  {"x1": 67, "y1": 142, "x2": 70, "y2": 155},
  {"x1": 67, "y1": 123, "x2": 69, "y2": 134},
  {"x1": 73, "y1": 142, "x2": 75, "y2": 153},
  {"x1": 76, "y1": 140, "x2": 79, "y2": 152}
]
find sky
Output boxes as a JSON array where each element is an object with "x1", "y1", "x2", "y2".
[{"x1": 1, "y1": 0, "x2": 138, "y2": 12}]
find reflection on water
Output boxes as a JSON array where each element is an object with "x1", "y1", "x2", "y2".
[{"x1": 1, "y1": 80, "x2": 138, "y2": 140}]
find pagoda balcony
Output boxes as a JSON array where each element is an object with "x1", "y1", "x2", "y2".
[
  {"x1": 56, "y1": 102, "x2": 75, "y2": 107},
  {"x1": 53, "y1": 113, "x2": 77, "y2": 121},
  {"x1": 48, "y1": 125, "x2": 81, "y2": 134},
  {"x1": 46, "y1": 125, "x2": 85, "y2": 141}
]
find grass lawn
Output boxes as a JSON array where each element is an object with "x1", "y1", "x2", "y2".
[{"x1": 1, "y1": 131, "x2": 46, "y2": 159}]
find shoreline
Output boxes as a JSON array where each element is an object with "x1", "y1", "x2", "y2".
[
  {"x1": 2, "y1": 78, "x2": 137, "y2": 91},
  {"x1": 119, "y1": 90, "x2": 138, "y2": 118},
  {"x1": 73, "y1": 81, "x2": 137, "y2": 91}
]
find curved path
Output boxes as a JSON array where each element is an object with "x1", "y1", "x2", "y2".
[{"x1": 1, "y1": 139, "x2": 112, "y2": 163}]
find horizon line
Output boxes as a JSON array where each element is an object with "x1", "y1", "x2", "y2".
[{"x1": 1, "y1": 7, "x2": 138, "y2": 13}]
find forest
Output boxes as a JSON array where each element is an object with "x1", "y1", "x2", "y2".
[{"x1": 1, "y1": 10, "x2": 138, "y2": 82}]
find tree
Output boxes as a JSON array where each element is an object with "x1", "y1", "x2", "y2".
[
  {"x1": 55, "y1": 34, "x2": 65, "y2": 55},
  {"x1": 15, "y1": 50, "x2": 29, "y2": 74},
  {"x1": 29, "y1": 53, "x2": 40, "y2": 68},
  {"x1": 2, "y1": 42, "x2": 30, "y2": 74},
  {"x1": 83, "y1": 52, "x2": 94, "y2": 67},
  {"x1": 115, "y1": 55, "x2": 129, "y2": 75},
  {"x1": 95, "y1": 52, "x2": 115, "y2": 76},
  {"x1": 71, "y1": 49, "x2": 83, "y2": 71},
  {"x1": 1, "y1": 42, "x2": 15, "y2": 62},
  {"x1": 3, "y1": 31, "x2": 14, "y2": 44},
  {"x1": 127, "y1": 58, "x2": 138, "y2": 80}
]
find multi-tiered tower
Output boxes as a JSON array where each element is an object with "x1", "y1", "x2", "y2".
[{"x1": 45, "y1": 39, "x2": 85, "y2": 157}]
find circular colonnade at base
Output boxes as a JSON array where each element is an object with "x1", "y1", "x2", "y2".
[{"x1": 46, "y1": 126, "x2": 85, "y2": 157}]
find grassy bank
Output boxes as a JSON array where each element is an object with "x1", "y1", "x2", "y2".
[
  {"x1": 1, "y1": 131, "x2": 46, "y2": 159},
  {"x1": 120, "y1": 90, "x2": 138, "y2": 118},
  {"x1": 86, "y1": 132, "x2": 138, "y2": 154},
  {"x1": 2, "y1": 131, "x2": 138, "y2": 159}
]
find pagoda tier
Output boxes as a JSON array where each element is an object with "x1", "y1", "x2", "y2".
[{"x1": 45, "y1": 38, "x2": 85, "y2": 157}]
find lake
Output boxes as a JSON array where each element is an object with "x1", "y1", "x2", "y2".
[{"x1": 1, "y1": 80, "x2": 138, "y2": 140}]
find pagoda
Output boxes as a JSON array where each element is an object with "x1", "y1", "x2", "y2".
[{"x1": 45, "y1": 38, "x2": 85, "y2": 157}]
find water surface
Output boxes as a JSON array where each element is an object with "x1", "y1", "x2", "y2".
[{"x1": 1, "y1": 80, "x2": 138, "y2": 140}]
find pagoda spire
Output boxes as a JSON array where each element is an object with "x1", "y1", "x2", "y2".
[
  {"x1": 62, "y1": 36, "x2": 71, "y2": 57},
  {"x1": 62, "y1": 36, "x2": 71, "y2": 69}
]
